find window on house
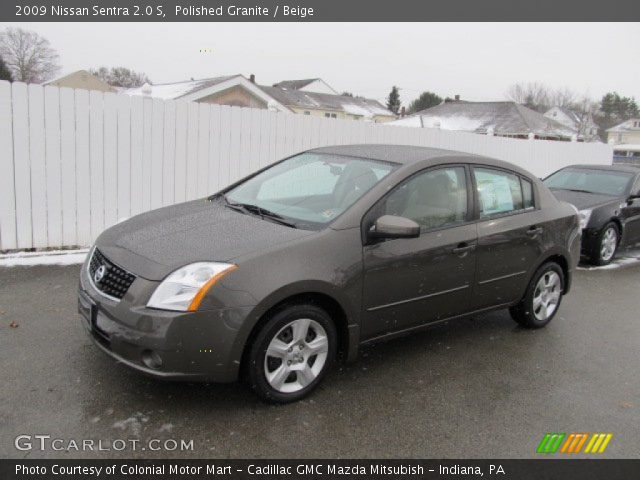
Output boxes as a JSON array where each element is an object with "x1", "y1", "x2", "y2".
[
  {"x1": 304, "y1": 111, "x2": 310, "y2": 115},
  {"x1": 324, "y1": 113, "x2": 331, "y2": 118}
]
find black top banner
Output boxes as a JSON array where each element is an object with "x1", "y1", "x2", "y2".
[
  {"x1": 3, "y1": 459, "x2": 640, "y2": 480},
  {"x1": 2, "y1": 0, "x2": 640, "y2": 22}
]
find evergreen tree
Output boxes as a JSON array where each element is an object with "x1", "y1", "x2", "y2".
[
  {"x1": 386, "y1": 86, "x2": 401, "y2": 115},
  {"x1": 0, "y1": 55, "x2": 12, "y2": 81},
  {"x1": 408, "y1": 91, "x2": 442, "y2": 114}
]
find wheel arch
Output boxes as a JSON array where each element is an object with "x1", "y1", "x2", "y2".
[
  {"x1": 533, "y1": 253, "x2": 571, "y2": 294},
  {"x1": 238, "y1": 285, "x2": 356, "y2": 378}
]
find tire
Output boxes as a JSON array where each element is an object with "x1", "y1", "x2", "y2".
[
  {"x1": 510, "y1": 262, "x2": 564, "y2": 329},
  {"x1": 590, "y1": 222, "x2": 619, "y2": 266},
  {"x1": 246, "y1": 304, "x2": 337, "y2": 404}
]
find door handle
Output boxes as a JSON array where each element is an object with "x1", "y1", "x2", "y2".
[
  {"x1": 526, "y1": 226, "x2": 544, "y2": 237},
  {"x1": 452, "y1": 243, "x2": 476, "y2": 255}
]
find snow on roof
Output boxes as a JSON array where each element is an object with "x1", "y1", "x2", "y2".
[
  {"x1": 124, "y1": 75, "x2": 239, "y2": 100},
  {"x1": 259, "y1": 85, "x2": 394, "y2": 119},
  {"x1": 613, "y1": 144, "x2": 640, "y2": 152},
  {"x1": 273, "y1": 79, "x2": 320, "y2": 90},
  {"x1": 607, "y1": 119, "x2": 640, "y2": 133},
  {"x1": 390, "y1": 101, "x2": 576, "y2": 138}
]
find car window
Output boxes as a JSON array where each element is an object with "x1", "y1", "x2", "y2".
[
  {"x1": 521, "y1": 178, "x2": 535, "y2": 209},
  {"x1": 257, "y1": 161, "x2": 339, "y2": 200},
  {"x1": 381, "y1": 166, "x2": 468, "y2": 231},
  {"x1": 227, "y1": 152, "x2": 396, "y2": 228},
  {"x1": 474, "y1": 168, "x2": 524, "y2": 218},
  {"x1": 544, "y1": 167, "x2": 634, "y2": 196}
]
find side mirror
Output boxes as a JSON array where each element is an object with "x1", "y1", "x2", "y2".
[{"x1": 369, "y1": 215, "x2": 420, "y2": 239}]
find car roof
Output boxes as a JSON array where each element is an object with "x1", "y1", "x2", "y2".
[
  {"x1": 308, "y1": 144, "x2": 536, "y2": 178},
  {"x1": 562, "y1": 163, "x2": 640, "y2": 174},
  {"x1": 309, "y1": 144, "x2": 478, "y2": 165}
]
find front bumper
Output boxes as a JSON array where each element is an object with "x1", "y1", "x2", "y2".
[{"x1": 78, "y1": 262, "x2": 254, "y2": 383}]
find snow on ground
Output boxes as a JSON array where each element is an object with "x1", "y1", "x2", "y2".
[
  {"x1": 0, "y1": 249, "x2": 88, "y2": 267},
  {"x1": 578, "y1": 247, "x2": 640, "y2": 271}
]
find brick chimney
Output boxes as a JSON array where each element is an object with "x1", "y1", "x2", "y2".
[
  {"x1": 249, "y1": 74, "x2": 255, "y2": 84},
  {"x1": 455, "y1": 94, "x2": 460, "y2": 101}
]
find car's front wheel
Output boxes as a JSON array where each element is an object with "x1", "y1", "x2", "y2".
[
  {"x1": 510, "y1": 262, "x2": 564, "y2": 328},
  {"x1": 591, "y1": 222, "x2": 619, "y2": 266},
  {"x1": 246, "y1": 304, "x2": 337, "y2": 403}
]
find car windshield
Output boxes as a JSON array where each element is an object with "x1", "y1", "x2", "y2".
[
  {"x1": 224, "y1": 152, "x2": 397, "y2": 229},
  {"x1": 544, "y1": 167, "x2": 634, "y2": 196}
]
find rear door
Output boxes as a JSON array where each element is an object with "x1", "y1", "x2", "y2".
[
  {"x1": 471, "y1": 166, "x2": 546, "y2": 310},
  {"x1": 361, "y1": 165, "x2": 478, "y2": 339}
]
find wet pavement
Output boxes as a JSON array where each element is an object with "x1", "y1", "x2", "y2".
[{"x1": 1, "y1": 261, "x2": 639, "y2": 459}]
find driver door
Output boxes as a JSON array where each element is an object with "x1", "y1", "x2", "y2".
[{"x1": 361, "y1": 165, "x2": 478, "y2": 340}]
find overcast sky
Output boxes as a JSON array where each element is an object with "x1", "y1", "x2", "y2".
[{"x1": 5, "y1": 22, "x2": 640, "y2": 105}]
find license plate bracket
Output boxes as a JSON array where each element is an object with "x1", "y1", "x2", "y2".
[{"x1": 78, "y1": 290, "x2": 97, "y2": 330}]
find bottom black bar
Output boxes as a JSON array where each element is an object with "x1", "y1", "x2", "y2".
[{"x1": 1, "y1": 459, "x2": 639, "y2": 480}]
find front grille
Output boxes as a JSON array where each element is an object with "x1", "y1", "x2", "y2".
[{"x1": 89, "y1": 249, "x2": 136, "y2": 300}]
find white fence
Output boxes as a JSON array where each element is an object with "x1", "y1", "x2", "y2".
[{"x1": 0, "y1": 80, "x2": 612, "y2": 251}]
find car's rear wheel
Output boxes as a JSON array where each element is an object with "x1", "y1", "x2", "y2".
[
  {"x1": 510, "y1": 262, "x2": 564, "y2": 328},
  {"x1": 246, "y1": 304, "x2": 337, "y2": 403},
  {"x1": 591, "y1": 222, "x2": 619, "y2": 266}
]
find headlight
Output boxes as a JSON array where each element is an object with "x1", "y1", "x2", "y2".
[
  {"x1": 147, "y1": 262, "x2": 237, "y2": 312},
  {"x1": 578, "y1": 209, "x2": 592, "y2": 229}
]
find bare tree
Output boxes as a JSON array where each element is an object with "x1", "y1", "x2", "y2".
[
  {"x1": 550, "y1": 87, "x2": 577, "y2": 108},
  {"x1": 0, "y1": 27, "x2": 60, "y2": 83},
  {"x1": 505, "y1": 82, "x2": 551, "y2": 112},
  {"x1": 90, "y1": 66, "x2": 151, "y2": 88}
]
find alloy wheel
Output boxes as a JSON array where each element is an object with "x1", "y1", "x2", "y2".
[
  {"x1": 263, "y1": 318, "x2": 329, "y2": 393},
  {"x1": 600, "y1": 227, "x2": 618, "y2": 262},
  {"x1": 532, "y1": 271, "x2": 561, "y2": 321}
]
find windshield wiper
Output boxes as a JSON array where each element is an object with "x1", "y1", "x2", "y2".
[
  {"x1": 564, "y1": 188, "x2": 597, "y2": 194},
  {"x1": 222, "y1": 196, "x2": 297, "y2": 228},
  {"x1": 242, "y1": 204, "x2": 298, "y2": 228}
]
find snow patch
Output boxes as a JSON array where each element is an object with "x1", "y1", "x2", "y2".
[
  {"x1": 112, "y1": 412, "x2": 149, "y2": 436},
  {"x1": 0, "y1": 249, "x2": 89, "y2": 267},
  {"x1": 578, "y1": 248, "x2": 640, "y2": 271}
]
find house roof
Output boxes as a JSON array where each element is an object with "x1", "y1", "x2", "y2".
[
  {"x1": 125, "y1": 75, "x2": 239, "y2": 100},
  {"x1": 547, "y1": 106, "x2": 582, "y2": 125},
  {"x1": 392, "y1": 101, "x2": 577, "y2": 139},
  {"x1": 272, "y1": 79, "x2": 320, "y2": 90},
  {"x1": 44, "y1": 70, "x2": 116, "y2": 92},
  {"x1": 607, "y1": 119, "x2": 640, "y2": 133},
  {"x1": 258, "y1": 85, "x2": 394, "y2": 119},
  {"x1": 123, "y1": 75, "x2": 290, "y2": 112}
]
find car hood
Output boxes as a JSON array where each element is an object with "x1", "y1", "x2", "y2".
[
  {"x1": 94, "y1": 198, "x2": 315, "y2": 280},
  {"x1": 549, "y1": 189, "x2": 620, "y2": 210}
]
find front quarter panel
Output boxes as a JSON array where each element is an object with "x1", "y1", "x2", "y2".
[{"x1": 208, "y1": 227, "x2": 365, "y2": 364}]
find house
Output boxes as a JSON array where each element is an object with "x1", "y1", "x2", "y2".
[
  {"x1": 125, "y1": 74, "x2": 396, "y2": 123},
  {"x1": 391, "y1": 100, "x2": 578, "y2": 141},
  {"x1": 544, "y1": 106, "x2": 600, "y2": 142},
  {"x1": 272, "y1": 78, "x2": 337, "y2": 95},
  {"x1": 44, "y1": 70, "x2": 116, "y2": 93},
  {"x1": 258, "y1": 83, "x2": 395, "y2": 123},
  {"x1": 607, "y1": 119, "x2": 640, "y2": 145},
  {"x1": 125, "y1": 74, "x2": 289, "y2": 112}
]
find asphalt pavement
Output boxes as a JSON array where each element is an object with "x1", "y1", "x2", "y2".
[{"x1": 1, "y1": 259, "x2": 639, "y2": 459}]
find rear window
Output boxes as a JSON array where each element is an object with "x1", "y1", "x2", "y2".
[
  {"x1": 521, "y1": 178, "x2": 534, "y2": 209},
  {"x1": 473, "y1": 168, "x2": 524, "y2": 217}
]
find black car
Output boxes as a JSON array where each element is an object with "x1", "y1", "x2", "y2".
[{"x1": 544, "y1": 164, "x2": 640, "y2": 265}]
